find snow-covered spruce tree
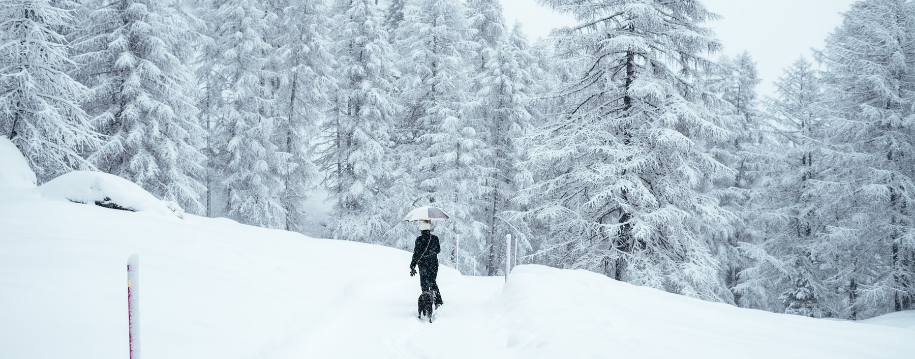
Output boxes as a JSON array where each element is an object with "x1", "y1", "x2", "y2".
[
  {"x1": 394, "y1": 0, "x2": 486, "y2": 267},
  {"x1": 193, "y1": 2, "x2": 220, "y2": 217},
  {"x1": 702, "y1": 51, "x2": 764, "y2": 307},
  {"x1": 519, "y1": 0, "x2": 735, "y2": 301},
  {"x1": 508, "y1": 31, "x2": 568, "y2": 264},
  {"x1": 0, "y1": 0, "x2": 99, "y2": 183},
  {"x1": 813, "y1": 0, "x2": 915, "y2": 318},
  {"x1": 464, "y1": 0, "x2": 505, "y2": 274},
  {"x1": 737, "y1": 57, "x2": 830, "y2": 314},
  {"x1": 200, "y1": 0, "x2": 288, "y2": 228},
  {"x1": 465, "y1": 0, "x2": 504, "y2": 72},
  {"x1": 526, "y1": 35, "x2": 565, "y2": 117},
  {"x1": 768, "y1": 58, "x2": 823, "y2": 139},
  {"x1": 70, "y1": 0, "x2": 206, "y2": 213},
  {"x1": 383, "y1": 0, "x2": 406, "y2": 41},
  {"x1": 265, "y1": 0, "x2": 334, "y2": 233},
  {"x1": 711, "y1": 53, "x2": 761, "y2": 128},
  {"x1": 319, "y1": 0, "x2": 401, "y2": 244},
  {"x1": 471, "y1": 24, "x2": 540, "y2": 275}
]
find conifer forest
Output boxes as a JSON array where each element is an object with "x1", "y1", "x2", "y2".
[{"x1": 2, "y1": 0, "x2": 914, "y2": 320}]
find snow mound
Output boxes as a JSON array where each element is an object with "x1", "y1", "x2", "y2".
[
  {"x1": 0, "y1": 137, "x2": 37, "y2": 188},
  {"x1": 495, "y1": 265, "x2": 915, "y2": 359},
  {"x1": 39, "y1": 171, "x2": 183, "y2": 218},
  {"x1": 860, "y1": 310, "x2": 915, "y2": 330}
]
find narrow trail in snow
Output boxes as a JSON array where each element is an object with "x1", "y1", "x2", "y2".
[{"x1": 274, "y1": 254, "x2": 508, "y2": 359}]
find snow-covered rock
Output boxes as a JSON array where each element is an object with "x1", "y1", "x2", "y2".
[
  {"x1": 0, "y1": 137, "x2": 37, "y2": 189},
  {"x1": 39, "y1": 171, "x2": 184, "y2": 218}
]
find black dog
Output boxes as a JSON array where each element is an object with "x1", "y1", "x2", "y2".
[{"x1": 417, "y1": 290, "x2": 436, "y2": 322}]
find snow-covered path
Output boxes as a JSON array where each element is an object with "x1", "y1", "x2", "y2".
[
  {"x1": 0, "y1": 189, "x2": 514, "y2": 359},
  {"x1": 1, "y1": 189, "x2": 913, "y2": 359}
]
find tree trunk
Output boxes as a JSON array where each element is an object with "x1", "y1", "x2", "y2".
[
  {"x1": 204, "y1": 83, "x2": 214, "y2": 217},
  {"x1": 614, "y1": 49, "x2": 636, "y2": 280},
  {"x1": 8, "y1": 111, "x2": 20, "y2": 140},
  {"x1": 849, "y1": 278, "x2": 858, "y2": 320},
  {"x1": 285, "y1": 71, "x2": 298, "y2": 231}
]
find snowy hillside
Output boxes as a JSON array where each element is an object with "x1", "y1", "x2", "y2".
[{"x1": 0, "y1": 184, "x2": 913, "y2": 359}]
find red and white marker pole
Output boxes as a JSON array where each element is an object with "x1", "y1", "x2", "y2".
[{"x1": 127, "y1": 254, "x2": 140, "y2": 359}]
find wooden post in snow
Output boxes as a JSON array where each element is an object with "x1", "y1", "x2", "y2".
[
  {"x1": 504, "y1": 234, "x2": 511, "y2": 283},
  {"x1": 514, "y1": 233, "x2": 519, "y2": 268},
  {"x1": 128, "y1": 254, "x2": 140, "y2": 359}
]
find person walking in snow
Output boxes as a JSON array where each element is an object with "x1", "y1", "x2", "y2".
[{"x1": 410, "y1": 220, "x2": 443, "y2": 307}]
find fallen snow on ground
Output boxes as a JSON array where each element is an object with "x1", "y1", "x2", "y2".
[
  {"x1": 0, "y1": 190, "x2": 913, "y2": 359},
  {"x1": 860, "y1": 310, "x2": 915, "y2": 330},
  {"x1": 0, "y1": 137, "x2": 36, "y2": 189}
]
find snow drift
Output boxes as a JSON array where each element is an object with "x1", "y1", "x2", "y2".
[
  {"x1": 0, "y1": 138, "x2": 181, "y2": 218},
  {"x1": 0, "y1": 187, "x2": 912, "y2": 359},
  {"x1": 0, "y1": 137, "x2": 37, "y2": 189},
  {"x1": 496, "y1": 265, "x2": 915, "y2": 358}
]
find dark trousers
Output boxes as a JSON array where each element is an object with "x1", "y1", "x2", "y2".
[{"x1": 418, "y1": 260, "x2": 443, "y2": 305}]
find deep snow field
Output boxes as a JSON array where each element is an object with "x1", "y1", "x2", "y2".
[{"x1": 1, "y1": 141, "x2": 913, "y2": 359}]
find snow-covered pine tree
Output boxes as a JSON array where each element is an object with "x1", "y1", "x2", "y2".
[
  {"x1": 70, "y1": 0, "x2": 206, "y2": 213},
  {"x1": 507, "y1": 32, "x2": 567, "y2": 265},
  {"x1": 768, "y1": 58, "x2": 823, "y2": 137},
  {"x1": 471, "y1": 23, "x2": 540, "y2": 275},
  {"x1": 526, "y1": 36, "x2": 562, "y2": 112},
  {"x1": 814, "y1": 0, "x2": 915, "y2": 318},
  {"x1": 716, "y1": 53, "x2": 761, "y2": 128},
  {"x1": 0, "y1": 0, "x2": 99, "y2": 183},
  {"x1": 702, "y1": 51, "x2": 764, "y2": 306},
  {"x1": 394, "y1": 0, "x2": 486, "y2": 267},
  {"x1": 519, "y1": 0, "x2": 735, "y2": 301},
  {"x1": 464, "y1": 0, "x2": 506, "y2": 274},
  {"x1": 898, "y1": 0, "x2": 915, "y2": 312},
  {"x1": 465, "y1": 0, "x2": 504, "y2": 71},
  {"x1": 265, "y1": 0, "x2": 334, "y2": 233},
  {"x1": 199, "y1": 0, "x2": 287, "y2": 228},
  {"x1": 193, "y1": 1, "x2": 220, "y2": 217},
  {"x1": 319, "y1": 0, "x2": 402, "y2": 244},
  {"x1": 737, "y1": 57, "x2": 829, "y2": 314},
  {"x1": 382, "y1": 0, "x2": 406, "y2": 40}
]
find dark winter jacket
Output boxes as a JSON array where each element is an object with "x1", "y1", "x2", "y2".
[{"x1": 410, "y1": 230, "x2": 440, "y2": 268}]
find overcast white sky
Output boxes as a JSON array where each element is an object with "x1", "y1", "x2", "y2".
[{"x1": 500, "y1": 0, "x2": 857, "y2": 97}]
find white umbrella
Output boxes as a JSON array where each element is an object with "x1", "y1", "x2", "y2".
[{"x1": 403, "y1": 206, "x2": 450, "y2": 222}]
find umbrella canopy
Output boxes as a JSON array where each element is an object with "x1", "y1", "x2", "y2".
[{"x1": 403, "y1": 206, "x2": 450, "y2": 222}]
